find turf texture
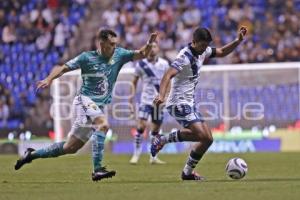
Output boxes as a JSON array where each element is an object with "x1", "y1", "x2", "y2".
[{"x1": 0, "y1": 152, "x2": 300, "y2": 200}]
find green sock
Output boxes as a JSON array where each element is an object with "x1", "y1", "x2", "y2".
[
  {"x1": 31, "y1": 142, "x2": 66, "y2": 160},
  {"x1": 91, "y1": 131, "x2": 106, "y2": 172}
]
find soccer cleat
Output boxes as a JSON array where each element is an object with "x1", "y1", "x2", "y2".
[
  {"x1": 181, "y1": 171, "x2": 206, "y2": 181},
  {"x1": 129, "y1": 154, "x2": 140, "y2": 164},
  {"x1": 150, "y1": 135, "x2": 165, "y2": 157},
  {"x1": 92, "y1": 167, "x2": 116, "y2": 181},
  {"x1": 14, "y1": 148, "x2": 35, "y2": 170},
  {"x1": 149, "y1": 157, "x2": 166, "y2": 164}
]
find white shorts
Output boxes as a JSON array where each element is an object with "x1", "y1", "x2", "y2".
[{"x1": 68, "y1": 95, "x2": 105, "y2": 142}]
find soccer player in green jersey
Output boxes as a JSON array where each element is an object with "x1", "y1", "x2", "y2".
[{"x1": 15, "y1": 29, "x2": 158, "y2": 181}]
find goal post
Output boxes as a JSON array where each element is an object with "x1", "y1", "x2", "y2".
[{"x1": 51, "y1": 62, "x2": 300, "y2": 143}]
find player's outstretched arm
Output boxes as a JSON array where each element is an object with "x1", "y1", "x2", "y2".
[
  {"x1": 215, "y1": 26, "x2": 247, "y2": 57},
  {"x1": 153, "y1": 67, "x2": 178, "y2": 106},
  {"x1": 132, "y1": 32, "x2": 158, "y2": 61},
  {"x1": 36, "y1": 65, "x2": 71, "y2": 90},
  {"x1": 129, "y1": 75, "x2": 139, "y2": 106}
]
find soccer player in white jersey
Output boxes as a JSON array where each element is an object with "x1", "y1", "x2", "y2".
[
  {"x1": 152, "y1": 27, "x2": 247, "y2": 180},
  {"x1": 129, "y1": 42, "x2": 169, "y2": 164}
]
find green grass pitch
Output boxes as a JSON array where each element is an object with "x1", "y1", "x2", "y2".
[{"x1": 1, "y1": 153, "x2": 300, "y2": 200}]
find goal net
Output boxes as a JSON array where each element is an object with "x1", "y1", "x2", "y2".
[{"x1": 51, "y1": 62, "x2": 300, "y2": 143}]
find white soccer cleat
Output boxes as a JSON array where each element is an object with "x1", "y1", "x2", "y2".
[
  {"x1": 129, "y1": 154, "x2": 140, "y2": 164},
  {"x1": 149, "y1": 156, "x2": 166, "y2": 164}
]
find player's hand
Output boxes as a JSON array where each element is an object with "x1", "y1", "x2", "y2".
[
  {"x1": 147, "y1": 32, "x2": 158, "y2": 45},
  {"x1": 36, "y1": 79, "x2": 52, "y2": 91},
  {"x1": 153, "y1": 95, "x2": 164, "y2": 106},
  {"x1": 238, "y1": 26, "x2": 247, "y2": 42}
]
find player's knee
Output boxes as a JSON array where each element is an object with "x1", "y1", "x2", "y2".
[
  {"x1": 63, "y1": 145, "x2": 79, "y2": 154},
  {"x1": 205, "y1": 134, "x2": 214, "y2": 146},
  {"x1": 138, "y1": 122, "x2": 146, "y2": 132},
  {"x1": 137, "y1": 121, "x2": 146, "y2": 131},
  {"x1": 100, "y1": 123, "x2": 109, "y2": 132},
  {"x1": 137, "y1": 126, "x2": 146, "y2": 133},
  {"x1": 194, "y1": 129, "x2": 213, "y2": 145},
  {"x1": 93, "y1": 117, "x2": 109, "y2": 133},
  {"x1": 94, "y1": 123, "x2": 109, "y2": 133},
  {"x1": 203, "y1": 130, "x2": 213, "y2": 146}
]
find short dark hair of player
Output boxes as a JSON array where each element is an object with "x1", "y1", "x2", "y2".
[
  {"x1": 97, "y1": 29, "x2": 117, "y2": 41},
  {"x1": 193, "y1": 27, "x2": 212, "y2": 43}
]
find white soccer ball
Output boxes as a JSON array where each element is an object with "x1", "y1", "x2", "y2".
[{"x1": 225, "y1": 158, "x2": 248, "y2": 179}]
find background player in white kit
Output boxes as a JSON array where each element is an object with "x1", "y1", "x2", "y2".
[
  {"x1": 152, "y1": 27, "x2": 247, "y2": 180},
  {"x1": 129, "y1": 42, "x2": 169, "y2": 164}
]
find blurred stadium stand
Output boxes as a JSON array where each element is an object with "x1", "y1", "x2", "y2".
[
  {"x1": 0, "y1": 0, "x2": 300, "y2": 137},
  {"x1": 98, "y1": 0, "x2": 300, "y2": 63},
  {"x1": 0, "y1": 0, "x2": 89, "y2": 134}
]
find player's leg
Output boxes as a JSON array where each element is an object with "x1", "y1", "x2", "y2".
[
  {"x1": 151, "y1": 104, "x2": 213, "y2": 180},
  {"x1": 14, "y1": 101, "x2": 90, "y2": 171},
  {"x1": 149, "y1": 105, "x2": 166, "y2": 164},
  {"x1": 181, "y1": 121, "x2": 213, "y2": 180},
  {"x1": 152, "y1": 121, "x2": 212, "y2": 180},
  {"x1": 130, "y1": 104, "x2": 149, "y2": 164},
  {"x1": 151, "y1": 104, "x2": 198, "y2": 156},
  {"x1": 28, "y1": 95, "x2": 94, "y2": 159},
  {"x1": 148, "y1": 122, "x2": 166, "y2": 164},
  {"x1": 130, "y1": 118, "x2": 147, "y2": 164},
  {"x1": 14, "y1": 133, "x2": 86, "y2": 170},
  {"x1": 33, "y1": 133, "x2": 86, "y2": 158},
  {"x1": 91, "y1": 116, "x2": 116, "y2": 181}
]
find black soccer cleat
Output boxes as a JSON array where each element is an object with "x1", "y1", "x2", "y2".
[
  {"x1": 14, "y1": 148, "x2": 35, "y2": 170},
  {"x1": 92, "y1": 167, "x2": 116, "y2": 181},
  {"x1": 181, "y1": 171, "x2": 206, "y2": 181}
]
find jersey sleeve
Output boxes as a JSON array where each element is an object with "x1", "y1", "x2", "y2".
[
  {"x1": 205, "y1": 46, "x2": 216, "y2": 59},
  {"x1": 65, "y1": 52, "x2": 86, "y2": 70},
  {"x1": 134, "y1": 62, "x2": 143, "y2": 77},
  {"x1": 119, "y1": 47, "x2": 135, "y2": 65},
  {"x1": 162, "y1": 60, "x2": 170, "y2": 73},
  {"x1": 170, "y1": 54, "x2": 190, "y2": 72}
]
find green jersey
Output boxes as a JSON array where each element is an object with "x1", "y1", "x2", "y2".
[{"x1": 65, "y1": 47, "x2": 134, "y2": 105}]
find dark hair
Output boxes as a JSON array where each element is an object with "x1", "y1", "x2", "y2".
[
  {"x1": 193, "y1": 27, "x2": 212, "y2": 42},
  {"x1": 97, "y1": 29, "x2": 117, "y2": 41}
]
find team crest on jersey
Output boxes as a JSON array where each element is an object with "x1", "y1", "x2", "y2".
[{"x1": 88, "y1": 103, "x2": 98, "y2": 110}]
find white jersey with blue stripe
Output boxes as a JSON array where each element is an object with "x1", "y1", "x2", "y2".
[
  {"x1": 134, "y1": 57, "x2": 169, "y2": 105},
  {"x1": 166, "y1": 45, "x2": 214, "y2": 107}
]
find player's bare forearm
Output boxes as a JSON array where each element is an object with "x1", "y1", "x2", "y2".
[
  {"x1": 129, "y1": 76, "x2": 139, "y2": 104},
  {"x1": 159, "y1": 73, "x2": 171, "y2": 100},
  {"x1": 153, "y1": 67, "x2": 179, "y2": 105},
  {"x1": 46, "y1": 65, "x2": 70, "y2": 81},
  {"x1": 165, "y1": 80, "x2": 171, "y2": 98},
  {"x1": 216, "y1": 39, "x2": 242, "y2": 57},
  {"x1": 215, "y1": 26, "x2": 247, "y2": 57},
  {"x1": 36, "y1": 65, "x2": 70, "y2": 90},
  {"x1": 133, "y1": 32, "x2": 158, "y2": 61}
]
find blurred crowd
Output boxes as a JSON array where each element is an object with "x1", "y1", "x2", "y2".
[
  {"x1": 0, "y1": 0, "x2": 87, "y2": 54},
  {"x1": 0, "y1": 83, "x2": 11, "y2": 126},
  {"x1": 0, "y1": 82, "x2": 52, "y2": 130},
  {"x1": 0, "y1": 0, "x2": 88, "y2": 130},
  {"x1": 99, "y1": 0, "x2": 300, "y2": 64}
]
